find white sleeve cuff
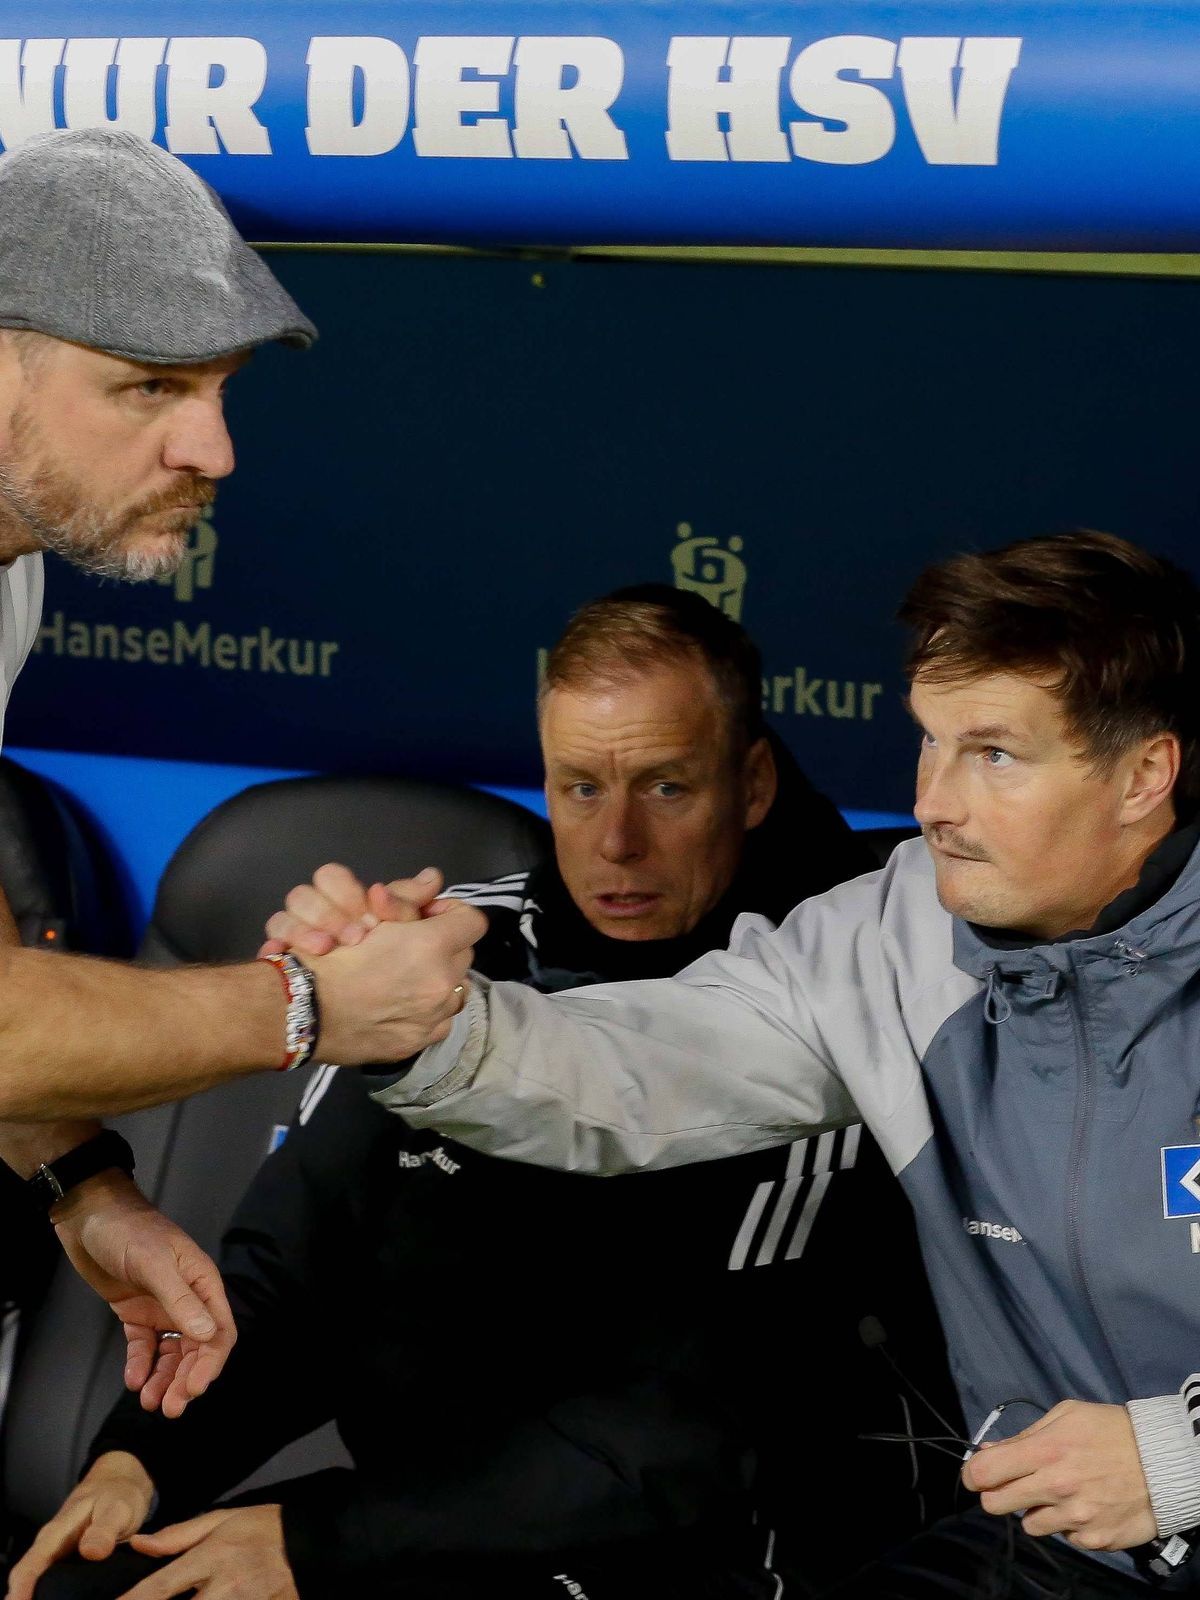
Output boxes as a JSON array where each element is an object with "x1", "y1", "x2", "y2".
[
  {"x1": 370, "y1": 978, "x2": 490, "y2": 1112},
  {"x1": 1128, "y1": 1395, "x2": 1200, "y2": 1536}
]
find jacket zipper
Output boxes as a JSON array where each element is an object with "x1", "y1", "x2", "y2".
[{"x1": 1066, "y1": 975, "x2": 1133, "y2": 1392}]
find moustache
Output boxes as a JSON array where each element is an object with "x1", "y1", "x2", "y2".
[
  {"x1": 924, "y1": 826, "x2": 991, "y2": 863},
  {"x1": 133, "y1": 480, "x2": 217, "y2": 519}
]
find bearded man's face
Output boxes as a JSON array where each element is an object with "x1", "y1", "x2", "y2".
[{"x1": 0, "y1": 334, "x2": 242, "y2": 579}]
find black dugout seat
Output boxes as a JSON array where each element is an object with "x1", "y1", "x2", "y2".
[
  {"x1": 0, "y1": 754, "x2": 132, "y2": 961},
  {"x1": 1, "y1": 774, "x2": 550, "y2": 1525}
]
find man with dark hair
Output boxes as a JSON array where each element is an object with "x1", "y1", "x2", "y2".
[
  {"x1": 11, "y1": 587, "x2": 952, "y2": 1600},
  {"x1": 319, "y1": 530, "x2": 1200, "y2": 1596}
]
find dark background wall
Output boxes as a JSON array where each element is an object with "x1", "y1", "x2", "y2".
[{"x1": 13, "y1": 249, "x2": 1200, "y2": 823}]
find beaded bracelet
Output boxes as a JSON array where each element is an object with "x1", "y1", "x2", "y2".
[{"x1": 259, "y1": 950, "x2": 319, "y2": 1072}]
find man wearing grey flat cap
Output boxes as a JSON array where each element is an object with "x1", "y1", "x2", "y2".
[{"x1": 0, "y1": 129, "x2": 487, "y2": 1419}]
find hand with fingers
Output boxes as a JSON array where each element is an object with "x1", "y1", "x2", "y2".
[
  {"x1": 961, "y1": 1398, "x2": 1157, "y2": 1551},
  {"x1": 261, "y1": 862, "x2": 451, "y2": 959},
  {"x1": 261, "y1": 864, "x2": 484, "y2": 1064},
  {"x1": 120, "y1": 1505, "x2": 297, "y2": 1600},
  {"x1": 5, "y1": 1452, "x2": 154, "y2": 1600},
  {"x1": 51, "y1": 1172, "x2": 236, "y2": 1418}
]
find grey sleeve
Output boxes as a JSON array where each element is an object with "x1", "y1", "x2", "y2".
[
  {"x1": 1129, "y1": 1389, "x2": 1200, "y2": 1536},
  {"x1": 371, "y1": 893, "x2": 873, "y2": 1174}
]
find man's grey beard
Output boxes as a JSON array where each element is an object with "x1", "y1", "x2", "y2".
[
  {"x1": 38, "y1": 514, "x2": 190, "y2": 582},
  {"x1": 0, "y1": 463, "x2": 200, "y2": 581}
]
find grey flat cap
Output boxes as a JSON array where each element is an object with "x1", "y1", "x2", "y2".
[{"x1": 0, "y1": 128, "x2": 315, "y2": 363}]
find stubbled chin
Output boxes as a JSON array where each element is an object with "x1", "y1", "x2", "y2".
[
  {"x1": 931, "y1": 860, "x2": 987, "y2": 917},
  {"x1": 932, "y1": 866, "x2": 1020, "y2": 930},
  {"x1": 122, "y1": 529, "x2": 188, "y2": 581},
  {"x1": 589, "y1": 915, "x2": 679, "y2": 942}
]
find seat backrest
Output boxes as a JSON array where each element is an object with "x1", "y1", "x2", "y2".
[
  {"x1": 0, "y1": 755, "x2": 133, "y2": 960},
  {"x1": 2, "y1": 774, "x2": 550, "y2": 1522}
]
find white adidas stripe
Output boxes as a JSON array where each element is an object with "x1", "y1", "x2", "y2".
[{"x1": 298, "y1": 1063, "x2": 341, "y2": 1125}]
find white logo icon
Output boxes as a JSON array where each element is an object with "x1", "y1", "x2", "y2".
[{"x1": 1179, "y1": 1157, "x2": 1200, "y2": 1206}]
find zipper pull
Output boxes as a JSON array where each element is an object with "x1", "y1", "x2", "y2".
[
  {"x1": 1113, "y1": 938, "x2": 1147, "y2": 975},
  {"x1": 983, "y1": 966, "x2": 1013, "y2": 1024}
]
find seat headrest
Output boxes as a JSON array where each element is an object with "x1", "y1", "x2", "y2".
[{"x1": 143, "y1": 774, "x2": 550, "y2": 965}]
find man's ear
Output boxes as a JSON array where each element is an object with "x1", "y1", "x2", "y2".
[
  {"x1": 1118, "y1": 732, "x2": 1180, "y2": 827},
  {"x1": 742, "y1": 737, "x2": 777, "y2": 831}
]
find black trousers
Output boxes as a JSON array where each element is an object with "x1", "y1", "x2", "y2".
[
  {"x1": 826, "y1": 1510, "x2": 1199, "y2": 1599},
  {"x1": 26, "y1": 1535, "x2": 780, "y2": 1600}
]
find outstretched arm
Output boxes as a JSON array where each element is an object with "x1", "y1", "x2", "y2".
[
  {"x1": 375, "y1": 899, "x2": 865, "y2": 1175},
  {"x1": 265, "y1": 864, "x2": 877, "y2": 1175},
  {"x1": 0, "y1": 901, "x2": 485, "y2": 1121}
]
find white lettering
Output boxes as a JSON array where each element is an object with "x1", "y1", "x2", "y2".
[
  {"x1": 963, "y1": 1216, "x2": 1024, "y2": 1243},
  {"x1": 397, "y1": 1145, "x2": 462, "y2": 1175},
  {"x1": 305, "y1": 35, "x2": 410, "y2": 157},
  {"x1": 789, "y1": 35, "x2": 897, "y2": 165},
  {"x1": 63, "y1": 36, "x2": 166, "y2": 139},
  {"x1": 413, "y1": 35, "x2": 514, "y2": 158},
  {"x1": 665, "y1": 36, "x2": 789, "y2": 162},
  {"x1": 164, "y1": 36, "x2": 272, "y2": 156},
  {"x1": 512, "y1": 36, "x2": 627, "y2": 160},
  {"x1": 898, "y1": 36, "x2": 1021, "y2": 166},
  {"x1": 1191, "y1": 1222, "x2": 1200, "y2": 1255},
  {"x1": 0, "y1": 38, "x2": 64, "y2": 148}
]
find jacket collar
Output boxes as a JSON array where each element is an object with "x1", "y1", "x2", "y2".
[{"x1": 952, "y1": 823, "x2": 1200, "y2": 982}]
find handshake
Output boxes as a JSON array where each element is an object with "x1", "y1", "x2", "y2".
[{"x1": 262, "y1": 865, "x2": 488, "y2": 1067}]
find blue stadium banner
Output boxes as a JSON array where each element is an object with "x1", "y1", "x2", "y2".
[{"x1": 0, "y1": 3, "x2": 1199, "y2": 248}]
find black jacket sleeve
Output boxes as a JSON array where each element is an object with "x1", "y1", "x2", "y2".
[{"x1": 83, "y1": 1092, "x2": 362, "y2": 1514}]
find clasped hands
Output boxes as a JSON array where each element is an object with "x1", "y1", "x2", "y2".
[
  {"x1": 961, "y1": 1399, "x2": 1157, "y2": 1552},
  {"x1": 262, "y1": 861, "x2": 466, "y2": 968},
  {"x1": 283, "y1": 865, "x2": 486, "y2": 1066}
]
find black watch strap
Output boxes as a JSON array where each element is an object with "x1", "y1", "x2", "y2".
[{"x1": 27, "y1": 1130, "x2": 136, "y2": 1210}]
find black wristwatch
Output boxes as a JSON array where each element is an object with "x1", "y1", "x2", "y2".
[{"x1": 27, "y1": 1130, "x2": 136, "y2": 1209}]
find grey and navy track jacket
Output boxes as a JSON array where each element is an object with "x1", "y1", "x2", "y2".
[{"x1": 375, "y1": 832, "x2": 1200, "y2": 1556}]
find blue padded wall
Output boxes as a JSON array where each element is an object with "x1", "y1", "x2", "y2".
[{"x1": 12, "y1": 248, "x2": 1200, "y2": 839}]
